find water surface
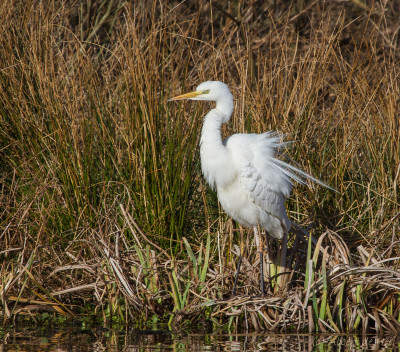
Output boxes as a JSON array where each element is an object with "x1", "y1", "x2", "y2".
[{"x1": 1, "y1": 325, "x2": 399, "y2": 351}]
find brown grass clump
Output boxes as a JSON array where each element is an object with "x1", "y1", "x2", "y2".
[{"x1": 0, "y1": 0, "x2": 399, "y2": 333}]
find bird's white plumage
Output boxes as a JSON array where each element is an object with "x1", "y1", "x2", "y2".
[
  {"x1": 169, "y1": 81, "x2": 328, "y2": 240},
  {"x1": 225, "y1": 133, "x2": 292, "y2": 238}
]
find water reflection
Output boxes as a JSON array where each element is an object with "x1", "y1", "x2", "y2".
[{"x1": 1, "y1": 326, "x2": 399, "y2": 351}]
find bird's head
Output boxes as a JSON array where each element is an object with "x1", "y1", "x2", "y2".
[{"x1": 168, "y1": 81, "x2": 232, "y2": 103}]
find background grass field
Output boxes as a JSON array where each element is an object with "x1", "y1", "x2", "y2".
[{"x1": 1, "y1": 0, "x2": 399, "y2": 333}]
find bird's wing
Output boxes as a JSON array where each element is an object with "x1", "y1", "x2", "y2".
[
  {"x1": 225, "y1": 132, "x2": 332, "y2": 236},
  {"x1": 224, "y1": 133, "x2": 292, "y2": 232},
  {"x1": 226, "y1": 131, "x2": 331, "y2": 196},
  {"x1": 240, "y1": 158, "x2": 291, "y2": 229},
  {"x1": 225, "y1": 132, "x2": 292, "y2": 195}
]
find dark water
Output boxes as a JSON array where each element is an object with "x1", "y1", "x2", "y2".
[{"x1": 1, "y1": 326, "x2": 399, "y2": 351}]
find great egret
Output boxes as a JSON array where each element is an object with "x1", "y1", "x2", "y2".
[{"x1": 169, "y1": 81, "x2": 329, "y2": 296}]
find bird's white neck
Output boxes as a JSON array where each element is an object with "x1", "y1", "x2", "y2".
[
  {"x1": 215, "y1": 97, "x2": 234, "y2": 123},
  {"x1": 200, "y1": 97, "x2": 234, "y2": 146},
  {"x1": 200, "y1": 109, "x2": 224, "y2": 146},
  {"x1": 199, "y1": 101, "x2": 234, "y2": 189}
]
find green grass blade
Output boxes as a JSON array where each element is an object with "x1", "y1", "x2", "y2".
[
  {"x1": 319, "y1": 249, "x2": 328, "y2": 321},
  {"x1": 181, "y1": 282, "x2": 191, "y2": 308},
  {"x1": 169, "y1": 267, "x2": 182, "y2": 311},
  {"x1": 200, "y1": 232, "x2": 211, "y2": 285},
  {"x1": 183, "y1": 237, "x2": 198, "y2": 280},
  {"x1": 336, "y1": 279, "x2": 346, "y2": 330}
]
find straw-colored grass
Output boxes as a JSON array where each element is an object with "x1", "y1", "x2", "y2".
[{"x1": 1, "y1": 0, "x2": 399, "y2": 333}]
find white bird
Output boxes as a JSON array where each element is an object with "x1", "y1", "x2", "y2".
[{"x1": 169, "y1": 81, "x2": 329, "y2": 296}]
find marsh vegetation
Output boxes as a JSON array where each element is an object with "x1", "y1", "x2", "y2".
[{"x1": 1, "y1": 0, "x2": 399, "y2": 334}]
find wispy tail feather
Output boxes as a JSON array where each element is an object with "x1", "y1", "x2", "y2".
[{"x1": 272, "y1": 158, "x2": 337, "y2": 192}]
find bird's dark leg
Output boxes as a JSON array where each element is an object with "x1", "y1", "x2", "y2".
[
  {"x1": 254, "y1": 226, "x2": 265, "y2": 296},
  {"x1": 231, "y1": 225, "x2": 244, "y2": 297},
  {"x1": 231, "y1": 256, "x2": 242, "y2": 297},
  {"x1": 259, "y1": 249, "x2": 264, "y2": 296}
]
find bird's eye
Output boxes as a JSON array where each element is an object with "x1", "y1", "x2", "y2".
[{"x1": 202, "y1": 90, "x2": 210, "y2": 94}]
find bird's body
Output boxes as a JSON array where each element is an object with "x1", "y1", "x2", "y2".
[
  {"x1": 201, "y1": 131, "x2": 291, "y2": 239},
  {"x1": 169, "y1": 81, "x2": 329, "y2": 294}
]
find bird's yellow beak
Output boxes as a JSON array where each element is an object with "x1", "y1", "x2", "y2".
[
  {"x1": 168, "y1": 89, "x2": 209, "y2": 101},
  {"x1": 168, "y1": 90, "x2": 203, "y2": 101}
]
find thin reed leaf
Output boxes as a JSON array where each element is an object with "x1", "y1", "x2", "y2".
[
  {"x1": 183, "y1": 237, "x2": 198, "y2": 281},
  {"x1": 169, "y1": 268, "x2": 182, "y2": 311},
  {"x1": 200, "y1": 232, "x2": 211, "y2": 285},
  {"x1": 318, "y1": 248, "x2": 329, "y2": 321}
]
